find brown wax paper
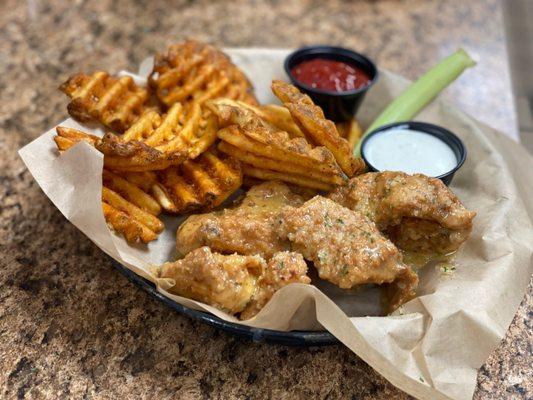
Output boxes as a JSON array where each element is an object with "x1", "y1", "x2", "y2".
[{"x1": 19, "y1": 49, "x2": 533, "y2": 400}]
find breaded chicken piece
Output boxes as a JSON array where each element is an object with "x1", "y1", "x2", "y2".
[
  {"x1": 160, "y1": 247, "x2": 264, "y2": 314},
  {"x1": 328, "y1": 172, "x2": 476, "y2": 255},
  {"x1": 176, "y1": 181, "x2": 304, "y2": 258},
  {"x1": 159, "y1": 247, "x2": 309, "y2": 318},
  {"x1": 241, "y1": 251, "x2": 311, "y2": 319},
  {"x1": 279, "y1": 196, "x2": 417, "y2": 312}
]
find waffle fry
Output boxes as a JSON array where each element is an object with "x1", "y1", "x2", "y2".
[
  {"x1": 54, "y1": 125, "x2": 181, "y2": 172},
  {"x1": 218, "y1": 141, "x2": 341, "y2": 187},
  {"x1": 54, "y1": 126, "x2": 100, "y2": 151},
  {"x1": 271, "y1": 80, "x2": 365, "y2": 177},
  {"x1": 102, "y1": 186, "x2": 163, "y2": 243},
  {"x1": 209, "y1": 99, "x2": 347, "y2": 189},
  {"x1": 111, "y1": 171, "x2": 175, "y2": 220},
  {"x1": 206, "y1": 98, "x2": 270, "y2": 130},
  {"x1": 59, "y1": 71, "x2": 149, "y2": 132},
  {"x1": 53, "y1": 130, "x2": 164, "y2": 243},
  {"x1": 149, "y1": 40, "x2": 257, "y2": 108},
  {"x1": 100, "y1": 171, "x2": 164, "y2": 244},
  {"x1": 102, "y1": 170, "x2": 161, "y2": 216},
  {"x1": 103, "y1": 169, "x2": 165, "y2": 244},
  {"x1": 260, "y1": 104, "x2": 305, "y2": 138},
  {"x1": 53, "y1": 127, "x2": 239, "y2": 214},
  {"x1": 155, "y1": 150, "x2": 242, "y2": 214},
  {"x1": 56, "y1": 102, "x2": 218, "y2": 172}
]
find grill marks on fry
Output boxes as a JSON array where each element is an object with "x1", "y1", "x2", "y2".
[
  {"x1": 59, "y1": 71, "x2": 149, "y2": 132},
  {"x1": 149, "y1": 40, "x2": 258, "y2": 108}
]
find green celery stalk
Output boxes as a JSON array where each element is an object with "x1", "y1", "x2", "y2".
[{"x1": 354, "y1": 48, "x2": 476, "y2": 157}]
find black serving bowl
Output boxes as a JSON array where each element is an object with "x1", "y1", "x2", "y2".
[
  {"x1": 112, "y1": 259, "x2": 338, "y2": 346},
  {"x1": 284, "y1": 45, "x2": 378, "y2": 122},
  {"x1": 360, "y1": 121, "x2": 467, "y2": 185}
]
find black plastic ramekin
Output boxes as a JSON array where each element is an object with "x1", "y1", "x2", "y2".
[
  {"x1": 284, "y1": 45, "x2": 378, "y2": 122},
  {"x1": 360, "y1": 121, "x2": 467, "y2": 185}
]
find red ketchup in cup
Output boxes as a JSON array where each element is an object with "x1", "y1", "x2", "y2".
[{"x1": 290, "y1": 58, "x2": 371, "y2": 92}]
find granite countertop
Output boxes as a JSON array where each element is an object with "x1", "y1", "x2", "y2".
[{"x1": 0, "y1": 0, "x2": 530, "y2": 399}]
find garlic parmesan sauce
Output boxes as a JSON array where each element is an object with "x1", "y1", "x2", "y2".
[{"x1": 364, "y1": 128, "x2": 458, "y2": 177}]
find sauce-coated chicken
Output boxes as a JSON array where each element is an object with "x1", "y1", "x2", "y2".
[
  {"x1": 279, "y1": 196, "x2": 418, "y2": 311},
  {"x1": 241, "y1": 251, "x2": 311, "y2": 319},
  {"x1": 176, "y1": 181, "x2": 304, "y2": 258},
  {"x1": 159, "y1": 247, "x2": 310, "y2": 318},
  {"x1": 328, "y1": 172, "x2": 476, "y2": 255}
]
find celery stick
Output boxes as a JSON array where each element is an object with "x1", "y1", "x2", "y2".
[{"x1": 354, "y1": 48, "x2": 476, "y2": 157}]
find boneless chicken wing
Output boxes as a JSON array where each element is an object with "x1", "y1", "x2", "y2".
[
  {"x1": 328, "y1": 172, "x2": 476, "y2": 255},
  {"x1": 241, "y1": 251, "x2": 311, "y2": 319},
  {"x1": 159, "y1": 247, "x2": 309, "y2": 318},
  {"x1": 160, "y1": 246, "x2": 264, "y2": 314},
  {"x1": 176, "y1": 181, "x2": 304, "y2": 258},
  {"x1": 278, "y1": 196, "x2": 418, "y2": 311}
]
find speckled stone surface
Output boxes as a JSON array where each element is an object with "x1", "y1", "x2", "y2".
[{"x1": 0, "y1": 0, "x2": 530, "y2": 399}]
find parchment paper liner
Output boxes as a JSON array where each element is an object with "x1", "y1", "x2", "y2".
[{"x1": 19, "y1": 49, "x2": 533, "y2": 400}]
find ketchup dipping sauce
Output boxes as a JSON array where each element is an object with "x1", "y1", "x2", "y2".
[
  {"x1": 290, "y1": 58, "x2": 371, "y2": 92},
  {"x1": 285, "y1": 46, "x2": 378, "y2": 121}
]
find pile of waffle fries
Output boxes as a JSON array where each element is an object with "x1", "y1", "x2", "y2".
[{"x1": 54, "y1": 40, "x2": 364, "y2": 244}]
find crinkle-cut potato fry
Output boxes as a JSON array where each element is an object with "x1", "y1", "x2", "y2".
[
  {"x1": 102, "y1": 187, "x2": 163, "y2": 233},
  {"x1": 336, "y1": 118, "x2": 363, "y2": 150},
  {"x1": 54, "y1": 126, "x2": 100, "y2": 151},
  {"x1": 101, "y1": 172, "x2": 164, "y2": 244},
  {"x1": 218, "y1": 141, "x2": 343, "y2": 186},
  {"x1": 102, "y1": 170, "x2": 161, "y2": 215},
  {"x1": 122, "y1": 172, "x2": 179, "y2": 219},
  {"x1": 206, "y1": 98, "x2": 273, "y2": 130},
  {"x1": 115, "y1": 171, "x2": 158, "y2": 192},
  {"x1": 102, "y1": 202, "x2": 158, "y2": 244},
  {"x1": 155, "y1": 150, "x2": 242, "y2": 214},
  {"x1": 53, "y1": 125, "x2": 238, "y2": 217},
  {"x1": 102, "y1": 170, "x2": 165, "y2": 244},
  {"x1": 206, "y1": 98, "x2": 273, "y2": 131},
  {"x1": 241, "y1": 164, "x2": 334, "y2": 191},
  {"x1": 96, "y1": 133, "x2": 188, "y2": 172},
  {"x1": 59, "y1": 71, "x2": 149, "y2": 132},
  {"x1": 260, "y1": 104, "x2": 305, "y2": 138},
  {"x1": 209, "y1": 99, "x2": 346, "y2": 176},
  {"x1": 53, "y1": 132, "x2": 164, "y2": 243},
  {"x1": 54, "y1": 125, "x2": 183, "y2": 172},
  {"x1": 271, "y1": 80, "x2": 365, "y2": 177},
  {"x1": 95, "y1": 102, "x2": 218, "y2": 171},
  {"x1": 148, "y1": 40, "x2": 257, "y2": 108},
  {"x1": 217, "y1": 126, "x2": 346, "y2": 182}
]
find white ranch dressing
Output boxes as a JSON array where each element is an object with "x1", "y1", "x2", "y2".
[{"x1": 364, "y1": 128, "x2": 458, "y2": 177}]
